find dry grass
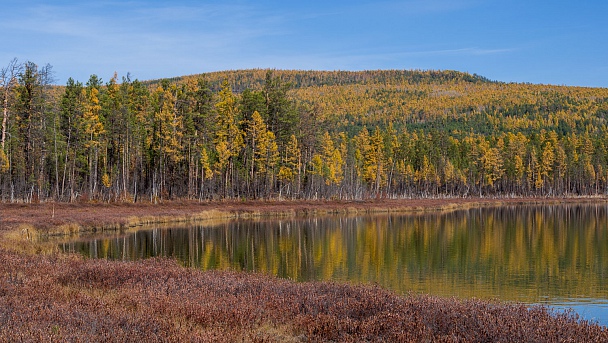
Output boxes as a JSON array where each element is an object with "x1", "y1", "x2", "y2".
[{"x1": 2, "y1": 197, "x2": 606, "y2": 239}]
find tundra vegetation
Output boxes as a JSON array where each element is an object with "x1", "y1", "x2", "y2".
[{"x1": 1, "y1": 247, "x2": 607, "y2": 342}]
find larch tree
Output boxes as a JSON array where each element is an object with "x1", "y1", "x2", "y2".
[
  {"x1": 257, "y1": 130, "x2": 279, "y2": 196},
  {"x1": 81, "y1": 75, "x2": 105, "y2": 197},
  {"x1": 367, "y1": 127, "x2": 387, "y2": 195},
  {"x1": 214, "y1": 80, "x2": 243, "y2": 197},
  {"x1": 319, "y1": 131, "x2": 344, "y2": 189},
  {"x1": 278, "y1": 134, "x2": 301, "y2": 198},
  {"x1": 354, "y1": 127, "x2": 370, "y2": 193},
  {"x1": 151, "y1": 84, "x2": 184, "y2": 199},
  {"x1": 246, "y1": 110, "x2": 268, "y2": 197},
  {"x1": 199, "y1": 146, "x2": 213, "y2": 199},
  {"x1": 480, "y1": 145, "x2": 504, "y2": 190},
  {"x1": 173, "y1": 78, "x2": 204, "y2": 198}
]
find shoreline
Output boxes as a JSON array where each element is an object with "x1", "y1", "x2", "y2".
[{"x1": 2, "y1": 196, "x2": 607, "y2": 237}]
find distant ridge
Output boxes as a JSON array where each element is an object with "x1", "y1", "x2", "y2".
[{"x1": 146, "y1": 69, "x2": 496, "y2": 92}]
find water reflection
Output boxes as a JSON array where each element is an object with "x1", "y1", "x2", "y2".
[{"x1": 62, "y1": 204, "x2": 608, "y2": 322}]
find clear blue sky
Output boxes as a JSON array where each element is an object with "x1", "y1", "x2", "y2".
[{"x1": 3, "y1": 0, "x2": 607, "y2": 87}]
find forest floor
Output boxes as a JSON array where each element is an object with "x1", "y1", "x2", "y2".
[{"x1": 1, "y1": 196, "x2": 608, "y2": 342}]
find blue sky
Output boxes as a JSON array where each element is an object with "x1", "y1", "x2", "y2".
[{"x1": 2, "y1": 0, "x2": 607, "y2": 87}]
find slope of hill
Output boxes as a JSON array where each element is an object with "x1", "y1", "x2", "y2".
[{"x1": 164, "y1": 69, "x2": 607, "y2": 136}]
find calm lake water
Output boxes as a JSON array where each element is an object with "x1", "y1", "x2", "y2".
[{"x1": 61, "y1": 204, "x2": 608, "y2": 325}]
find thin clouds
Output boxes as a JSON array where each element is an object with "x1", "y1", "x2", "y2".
[
  {"x1": 3, "y1": 1, "x2": 286, "y2": 82},
  {"x1": 237, "y1": 45, "x2": 514, "y2": 73},
  {"x1": 2, "y1": 5, "x2": 97, "y2": 37},
  {"x1": 305, "y1": 47, "x2": 514, "y2": 67},
  {"x1": 393, "y1": 47, "x2": 514, "y2": 57},
  {"x1": 371, "y1": 0, "x2": 481, "y2": 15},
  {"x1": 4, "y1": 2, "x2": 277, "y2": 40},
  {"x1": 2, "y1": 0, "x2": 607, "y2": 87}
]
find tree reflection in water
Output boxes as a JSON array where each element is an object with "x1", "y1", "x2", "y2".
[{"x1": 62, "y1": 204, "x2": 608, "y2": 322}]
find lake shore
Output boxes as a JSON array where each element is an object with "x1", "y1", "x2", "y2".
[
  {"x1": 2, "y1": 197, "x2": 608, "y2": 341},
  {"x1": 2, "y1": 196, "x2": 607, "y2": 238}
]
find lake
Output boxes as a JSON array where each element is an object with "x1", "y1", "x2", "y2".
[{"x1": 61, "y1": 203, "x2": 608, "y2": 325}]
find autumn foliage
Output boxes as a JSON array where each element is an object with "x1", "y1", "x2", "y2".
[{"x1": 2, "y1": 66, "x2": 608, "y2": 203}]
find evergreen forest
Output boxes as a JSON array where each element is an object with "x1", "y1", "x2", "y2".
[{"x1": 2, "y1": 60, "x2": 608, "y2": 202}]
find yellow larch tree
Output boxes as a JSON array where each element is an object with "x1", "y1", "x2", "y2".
[
  {"x1": 81, "y1": 84, "x2": 105, "y2": 195},
  {"x1": 214, "y1": 80, "x2": 244, "y2": 197}
]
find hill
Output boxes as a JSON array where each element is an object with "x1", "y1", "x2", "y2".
[
  {"x1": 1, "y1": 67, "x2": 608, "y2": 201},
  {"x1": 153, "y1": 69, "x2": 608, "y2": 139}
]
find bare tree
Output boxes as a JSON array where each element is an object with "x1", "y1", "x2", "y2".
[{"x1": 1, "y1": 58, "x2": 22, "y2": 150}]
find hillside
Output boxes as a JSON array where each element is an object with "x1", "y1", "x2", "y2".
[
  {"x1": 165, "y1": 69, "x2": 606, "y2": 133},
  {"x1": 1, "y1": 67, "x2": 608, "y2": 201}
]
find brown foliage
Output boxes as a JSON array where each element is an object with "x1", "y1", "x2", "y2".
[{"x1": 1, "y1": 248, "x2": 606, "y2": 342}]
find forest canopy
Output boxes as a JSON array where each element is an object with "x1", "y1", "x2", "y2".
[{"x1": 1, "y1": 60, "x2": 608, "y2": 202}]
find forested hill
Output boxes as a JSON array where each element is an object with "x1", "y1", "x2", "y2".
[
  {"x1": 1, "y1": 65, "x2": 608, "y2": 202},
  {"x1": 166, "y1": 69, "x2": 606, "y2": 137},
  {"x1": 156, "y1": 69, "x2": 493, "y2": 90}
]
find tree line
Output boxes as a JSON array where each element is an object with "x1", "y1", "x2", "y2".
[{"x1": 1, "y1": 60, "x2": 608, "y2": 202}]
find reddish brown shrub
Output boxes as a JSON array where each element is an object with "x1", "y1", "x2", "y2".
[{"x1": 1, "y1": 248, "x2": 606, "y2": 342}]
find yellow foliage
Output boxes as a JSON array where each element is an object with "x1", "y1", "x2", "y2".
[
  {"x1": 200, "y1": 147, "x2": 213, "y2": 180},
  {"x1": 277, "y1": 166, "x2": 294, "y2": 182},
  {"x1": 101, "y1": 173, "x2": 111, "y2": 188},
  {"x1": 0, "y1": 149, "x2": 8, "y2": 173},
  {"x1": 81, "y1": 87, "x2": 105, "y2": 148}
]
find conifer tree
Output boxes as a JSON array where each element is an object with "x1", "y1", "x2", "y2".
[
  {"x1": 278, "y1": 134, "x2": 301, "y2": 197},
  {"x1": 246, "y1": 110, "x2": 267, "y2": 196},
  {"x1": 81, "y1": 75, "x2": 105, "y2": 196},
  {"x1": 263, "y1": 70, "x2": 297, "y2": 147},
  {"x1": 1, "y1": 58, "x2": 21, "y2": 152},
  {"x1": 59, "y1": 78, "x2": 85, "y2": 200},
  {"x1": 214, "y1": 80, "x2": 243, "y2": 197}
]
